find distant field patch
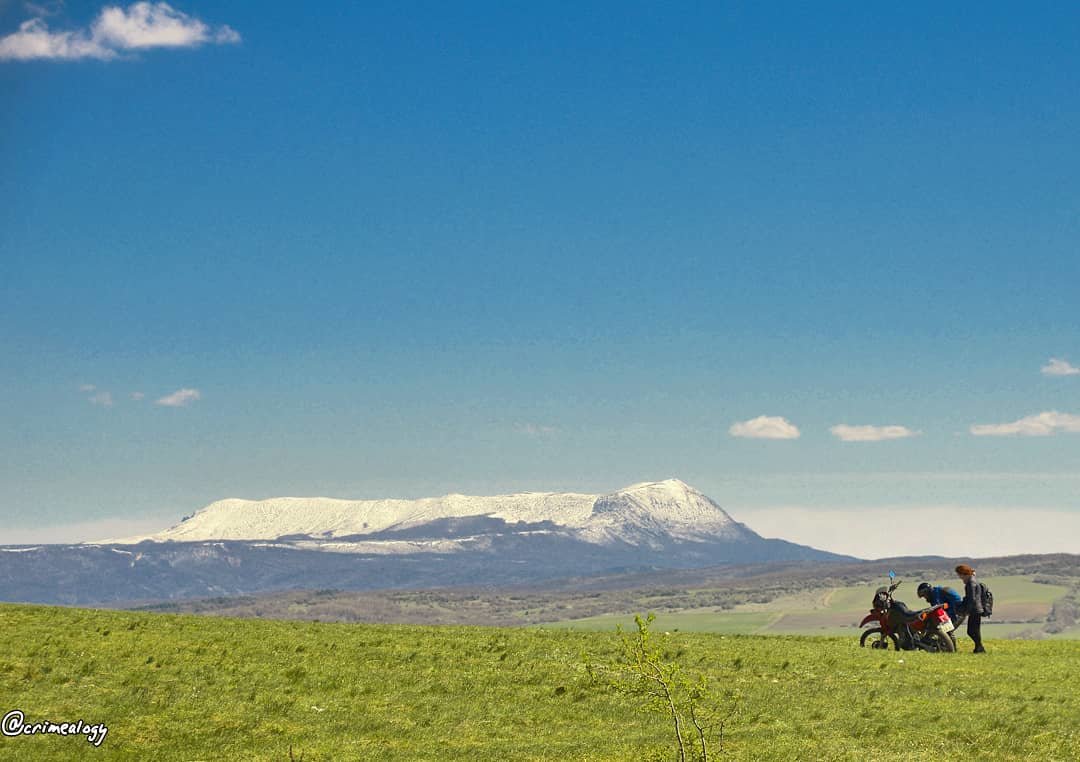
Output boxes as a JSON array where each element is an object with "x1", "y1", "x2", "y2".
[
  {"x1": 993, "y1": 601, "x2": 1053, "y2": 621},
  {"x1": 553, "y1": 610, "x2": 776, "y2": 634},
  {"x1": 767, "y1": 611, "x2": 862, "y2": 631},
  {"x1": 976, "y1": 622, "x2": 1049, "y2": 639}
]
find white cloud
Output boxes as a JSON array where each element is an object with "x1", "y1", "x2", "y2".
[
  {"x1": 156, "y1": 387, "x2": 201, "y2": 407},
  {"x1": 88, "y1": 390, "x2": 114, "y2": 407},
  {"x1": 830, "y1": 424, "x2": 919, "y2": 442},
  {"x1": 729, "y1": 415, "x2": 800, "y2": 440},
  {"x1": 739, "y1": 505, "x2": 1080, "y2": 559},
  {"x1": 93, "y1": 2, "x2": 239, "y2": 49},
  {"x1": 0, "y1": 2, "x2": 240, "y2": 61},
  {"x1": 515, "y1": 422, "x2": 558, "y2": 438},
  {"x1": 131, "y1": 391, "x2": 145, "y2": 401},
  {"x1": 1041, "y1": 357, "x2": 1080, "y2": 377},
  {"x1": 970, "y1": 411, "x2": 1080, "y2": 437},
  {"x1": 0, "y1": 17, "x2": 113, "y2": 59},
  {"x1": 79, "y1": 383, "x2": 96, "y2": 392}
]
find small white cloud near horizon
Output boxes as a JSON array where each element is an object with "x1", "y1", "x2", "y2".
[
  {"x1": 1042, "y1": 357, "x2": 1080, "y2": 377},
  {"x1": 515, "y1": 422, "x2": 558, "y2": 438},
  {"x1": 970, "y1": 411, "x2": 1080, "y2": 437},
  {"x1": 131, "y1": 391, "x2": 145, "y2": 401},
  {"x1": 87, "y1": 390, "x2": 114, "y2": 407},
  {"x1": 156, "y1": 387, "x2": 201, "y2": 407},
  {"x1": 0, "y1": 2, "x2": 240, "y2": 61},
  {"x1": 729, "y1": 415, "x2": 801, "y2": 440},
  {"x1": 830, "y1": 424, "x2": 920, "y2": 442}
]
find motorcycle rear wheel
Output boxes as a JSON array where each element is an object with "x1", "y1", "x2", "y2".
[
  {"x1": 860, "y1": 627, "x2": 899, "y2": 650},
  {"x1": 917, "y1": 631, "x2": 956, "y2": 653}
]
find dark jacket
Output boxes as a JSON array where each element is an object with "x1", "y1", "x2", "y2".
[
  {"x1": 962, "y1": 578, "x2": 984, "y2": 616},
  {"x1": 926, "y1": 586, "x2": 963, "y2": 623}
]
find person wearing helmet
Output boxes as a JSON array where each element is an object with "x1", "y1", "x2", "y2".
[{"x1": 916, "y1": 581, "x2": 963, "y2": 625}]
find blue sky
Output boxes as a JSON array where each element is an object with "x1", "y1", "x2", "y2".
[{"x1": 1, "y1": 2, "x2": 1078, "y2": 550}]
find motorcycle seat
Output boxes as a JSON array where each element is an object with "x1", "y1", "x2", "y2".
[{"x1": 890, "y1": 601, "x2": 922, "y2": 622}]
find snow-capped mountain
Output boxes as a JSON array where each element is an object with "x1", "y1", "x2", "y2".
[
  {"x1": 0, "y1": 480, "x2": 850, "y2": 606},
  {"x1": 111, "y1": 479, "x2": 755, "y2": 551}
]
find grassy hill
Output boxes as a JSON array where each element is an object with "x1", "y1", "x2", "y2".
[{"x1": 2, "y1": 603, "x2": 1079, "y2": 760}]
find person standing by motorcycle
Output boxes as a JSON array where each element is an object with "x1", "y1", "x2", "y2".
[
  {"x1": 917, "y1": 582, "x2": 963, "y2": 625},
  {"x1": 956, "y1": 564, "x2": 987, "y2": 653}
]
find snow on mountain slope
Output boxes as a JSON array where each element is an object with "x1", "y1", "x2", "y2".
[
  {"x1": 105, "y1": 479, "x2": 749, "y2": 548},
  {"x1": 582, "y1": 480, "x2": 752, "y2": 546},
  {"x1": 117, "y1": 491, "x2": 596, "y2": 543}
]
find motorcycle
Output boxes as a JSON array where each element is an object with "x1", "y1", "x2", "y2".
[{"x1": 858, "y1": 578, "x2": 956, "y2": 653}]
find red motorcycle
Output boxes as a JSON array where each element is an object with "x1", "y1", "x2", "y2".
[{"x1": 859, "y1": 578, "x2": 956, "y2": 652}]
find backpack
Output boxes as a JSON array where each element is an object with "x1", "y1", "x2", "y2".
[
  {"x1": 979, "y1": 583, "x2": 994, "y2": 617},
  {"x1": 940, "y1": 586, "x2": 963, "y2": 614}
]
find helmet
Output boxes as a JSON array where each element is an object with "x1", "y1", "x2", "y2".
[{"x1": 917, "y1": 582, "x2": 932, "y2": 598}]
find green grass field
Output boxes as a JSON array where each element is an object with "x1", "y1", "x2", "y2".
[
  {"x1": 550, "y1": 576, "x2": 1076, "y2": 639},
  {"x1": 2, "y1": 603, "x2": 1079, "y2": 760}
]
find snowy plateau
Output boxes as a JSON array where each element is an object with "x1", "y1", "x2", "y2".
[
  {"x1": 0, "y1": 480, "x2": 847, "y2": 605},
  {"x1": 108, "y1": 479, "x2": 755, "y2": 552}
]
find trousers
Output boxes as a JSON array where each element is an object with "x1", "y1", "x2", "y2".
[{"x1": 967, "y1": 613, "x2": 984, "y2": 652}]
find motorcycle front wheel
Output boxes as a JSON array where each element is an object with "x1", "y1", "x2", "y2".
[{"x1": 860, "y1": 627, "x2": 899, "y2": 650}]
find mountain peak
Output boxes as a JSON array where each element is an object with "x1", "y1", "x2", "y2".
[
  {"x1": 584, "y1": 478, "x2": 747, "y2": 546},
  {"x1": 611, "y1": 478, "x2": 701, "y2": 498},
  {"x1": 104, "y1": 479, "x2": 751, "y2": 548}
]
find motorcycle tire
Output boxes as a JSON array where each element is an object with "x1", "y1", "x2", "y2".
[
  {"x1": 860, "y1": 627, "x2": 899, "y2": 650},
  {"x1": 916, "y1": 631, "x2": 956, "y2": 653},
  {"x1": 936, "y1": 631, "x2": 956, "y2": 653}
]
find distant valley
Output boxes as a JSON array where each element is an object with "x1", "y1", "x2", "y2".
[{"x1": 139, "y1": 553, "x2": 1080, "y2": 640}]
